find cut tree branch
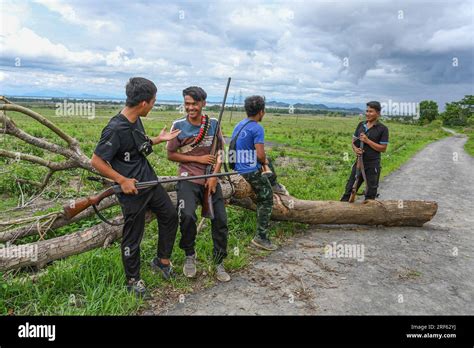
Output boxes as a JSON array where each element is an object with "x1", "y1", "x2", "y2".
[
  {"x1": 0, "y1": 98, "x2": 95, "y2": 189},
  {"x1": 0, "y1": 99, "x2": 78, "y2": 147},
  {"x1": 0, "y1": 149, "x2": 78, "y2": 171}
]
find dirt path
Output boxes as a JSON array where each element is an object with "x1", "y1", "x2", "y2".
[{"x1": 154, "y1": 135, "x2": 474, "y2": 315}]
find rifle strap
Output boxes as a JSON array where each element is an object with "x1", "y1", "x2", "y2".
[
  {"x1": 220, "y1": 134, "x2": 235, "y2": 197},
  {"x1": 93, "y1": 204, "x2": 124, "y2": 226},
  {"x1": 231, "y1": 120, "x2": 255, "y2": 143},
  {"x1": 93, "y1": 187, "x2": 155, "y2": 226}
]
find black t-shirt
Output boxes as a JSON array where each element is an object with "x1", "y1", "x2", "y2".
[
  {"x1": 353, "y1": 121, "x2": 389, "y2": 165},
  {"x1": 94, "y1": 113, "x2": 157, "y2": 201}
]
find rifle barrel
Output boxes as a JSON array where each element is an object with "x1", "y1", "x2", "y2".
[
  {"x1": 213, "y1": 77, "x2": 231, "y2": 143},
  {"x1": 126, "y1": 171, "x2": 238, "y2": 191},
  {"x1": 206, "y1": 77, "x2": 231, "y2": 175}
]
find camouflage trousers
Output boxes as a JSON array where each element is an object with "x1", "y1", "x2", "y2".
[{"x1": 241, "y1": 160, "x2": 278, "y2": 239}]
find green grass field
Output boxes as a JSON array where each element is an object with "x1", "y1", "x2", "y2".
[
  {"x1": 461, "y1": 128, "x2": 474, "y2": 156},
  {"x1": 0, "y1": 104, "x2": 449, "y2": 315}
]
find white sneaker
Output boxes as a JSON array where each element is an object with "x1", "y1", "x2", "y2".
[
  {"x1": 183, "y1": 254, "x2": 197, "y2": 278},
  {"x1": 216, "y1": 263, "x2": 231, "y2": 282}
]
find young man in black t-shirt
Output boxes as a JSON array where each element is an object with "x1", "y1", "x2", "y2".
[
  {"x1": 91, "y1": 77, "x2": 181, "y2": 297},
  {"x1": 341, "y1": 101, "x2": 389, "y2": 201}
]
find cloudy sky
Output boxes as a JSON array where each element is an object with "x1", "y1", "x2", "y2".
[{"x1": 0, "y1": 0, "x2": 472, "y2": 108}]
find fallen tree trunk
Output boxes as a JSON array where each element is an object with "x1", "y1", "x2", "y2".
[
  {"x1": 0, "y1": 176, "x2": 437, "y2": 271},
  {"x1": 232, "y1": 196, "x2": 437, "y2": 227},
  {"x1": 227, "y1": 177, "x2": 438, "y2": 227},
  {"x1": 0, "y1": 214, "x2": 125, "y2": 271}
]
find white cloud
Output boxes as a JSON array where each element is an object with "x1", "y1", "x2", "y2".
[
  {"x1": 2, "y1": 27, "x2": 101, "y2": 63},
  {"x1": 0, "y1": 0, "x2": 31, "y2": 36},
  {"x1": 1, "y1": 26, "x2": 172, "y2": 72},
  {"x1": 426, "y1": 26, "x2": 474, "y2": 52},
  {"x1": 34, "y1": 0, "x2": 118, "y2": 31},
  {"x1": 0, "y1": 0, "x2": 471, "y2": 107},
  {"x1": 229, "y1": 5, "x2": 294, "y2": 29}
]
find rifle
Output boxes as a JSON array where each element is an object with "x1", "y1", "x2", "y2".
[
  {"x1": 63, "y1": 171, "x2": 238, "y2": 221},
  {"x1": 202, "y1": 77, "x2": 231, "y2": 219},
  {"x1": 349, "y1": 140, "x2": 368, "y2": 203}
]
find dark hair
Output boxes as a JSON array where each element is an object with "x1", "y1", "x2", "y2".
[
  {"x1": 182, "y1": 86, "x2": 207, "y2": 101},
  {"x1": 125, "y1": 77, "x2": 157, "y2": 107},
  {"x1": 366, "y1": 101, "x2": 381, "y2": 113},
  {"x1": 245, "y1": 95, "x2": 265, "y2": 117}
]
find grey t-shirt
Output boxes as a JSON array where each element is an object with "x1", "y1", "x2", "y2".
[{"x1": 167, "y1": 116, "x2": 224, "y2": 185}]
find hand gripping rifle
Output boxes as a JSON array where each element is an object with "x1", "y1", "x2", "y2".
[
  {"x1": 63, "y1": 171, "x2": 238, "y2": 223},
  {"x1": 201, "y1": 77, "x2": 231, "y2": 219}
]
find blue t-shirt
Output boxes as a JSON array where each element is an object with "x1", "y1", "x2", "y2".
[{"x1": 231, "y1": 119, "x2": 264, "y2": 174}]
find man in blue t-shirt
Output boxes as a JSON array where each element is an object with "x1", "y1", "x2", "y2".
[{"x1": 231, "y1": 96, "x2": 288, "y2": 251}]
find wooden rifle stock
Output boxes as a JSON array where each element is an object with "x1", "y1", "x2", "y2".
[
  {"x1": 63, "y1": 186, "x2": 116, "y2": 219},
  {"x1": 202, "y1": 185, "x2": 214, "y2": 219},
  {"x1": 349, "y1": 141, "x2": 366, "y2": 203},
  {"x1": 349, "y1": 156, "x2": 362, "y2": 203}
]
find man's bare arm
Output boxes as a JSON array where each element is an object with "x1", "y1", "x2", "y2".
[
  {"x1": 359, "y1": 134, "x2": 387, "y2": 152},
  {"x1": 255, "y1": 143, "x2": 268, "y2": 164},
  {"x1": 367, "y1": 141, "x2": 387, "y2": 152},
  {"x1": 151, "y1": 126, "x2": 181, "y2": 145},
  {"x1": 91, "y1": 154, "x2": 138, "y2": 194}
]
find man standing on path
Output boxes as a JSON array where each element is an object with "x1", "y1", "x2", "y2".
[{"x1": 340, "y1": 101, "x2": 389, "y2": 201}]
